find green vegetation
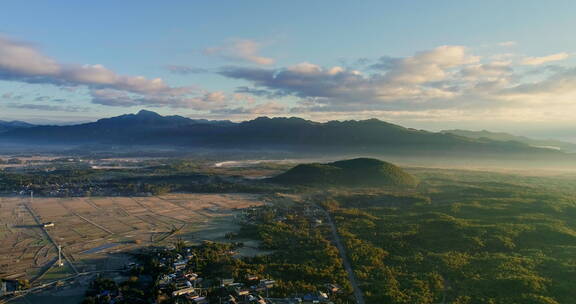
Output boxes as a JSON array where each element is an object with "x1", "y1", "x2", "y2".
[
  {"x1": 271, "y1": 158, "x2": 418, "y2": 187},
  {"x1": 0, "y1": 159, "x2": 287, "y2": 196},
  {"x1": 80, "y1": 203, "x2": 354, "y2": 303},
  {"x1": 5, "y1": 156, "x2": 576, "y2": 304},
  {"x1": 235, "y1": 205, "x2": 354, "y2": 302},
  {"x1": 319, "y1": 169, "x2": 576, "y2": 304}
]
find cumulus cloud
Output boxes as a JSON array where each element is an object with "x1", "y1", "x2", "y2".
[
  {"x1": 521, "y1": 52, "x2": 570, "y2": 65},
  {"x1": 0, "y1": 35, "x2": 230, "y2": 110},
  {"x1": 0, "y1": 36, "x2": 183, "y2": 94},
  {"x1": 221, "y1": 63, "x2": 378, "y2": 102},
  {"x1": 0, "y1": 37, "x2": 60, "y2": 76},
  {"x1": 219, "y1": 46, "x2": 482, "y2": 110},
  {"x1": 203, "y1": 39, "x2": 274, "y2": 65},
  {"x1": 219, "y1": 45, "x2": 576, "y2": 122},
  {"x1": 379, "y1": 46, "x2": 479, "y2": 84},
  {"x1": 4, "y1": 34, "x2": 576, "y2": 123}
]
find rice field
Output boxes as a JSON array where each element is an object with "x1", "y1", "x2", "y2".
[{"x1": 0, "y1": 193, "x2": 265, "y2": 285}]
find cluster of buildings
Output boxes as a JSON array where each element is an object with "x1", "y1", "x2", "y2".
[
  {"x1": 155, "y1": 250, "x2": 209, "y2": 304},
  {"x1": 148, "y1": 245, "x2": 339, "y2": 304},
  {"x1": 217, "y1": 277, "x2": 275, "y2": 304}
]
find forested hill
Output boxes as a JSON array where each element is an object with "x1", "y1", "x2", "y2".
[
  {"x1": 270, "y1": 158, "x2": 418, "y2": 187},
  {"x1": 0, "y1": 110, "x2": 570, "y2": 158}
]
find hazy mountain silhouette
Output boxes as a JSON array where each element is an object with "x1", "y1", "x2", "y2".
[
  {"x1": 0, "y1": 110, "x2": 569, "y2": 159},
  {"x1": 0, "y1": 120, "x2": 35, "y2": 133},
  {"x1": 442, "y1": 129, "x2": 576, "y2": 152}
]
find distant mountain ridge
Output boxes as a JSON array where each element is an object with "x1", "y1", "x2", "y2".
[
  {"x1": 0, "y1": 110, "x2": 569, "y2": 159},
  {"x1": 95, "y1": 110, "x2": 233, "y2": 127},
  {"x1": 0, "y1": 120, "x2": 35, "y2": 133},
  {"x1": 442, "y1": 129, "x2": 576, "y2": 152}
]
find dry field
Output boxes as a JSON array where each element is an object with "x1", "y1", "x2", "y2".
[{"x1": 0, "y1": 193, "x2": 265, "y2": 285}]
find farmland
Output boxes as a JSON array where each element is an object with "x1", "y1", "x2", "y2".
[{"x1": 0, "y1": 194, "x2": 265, "y2": 286}]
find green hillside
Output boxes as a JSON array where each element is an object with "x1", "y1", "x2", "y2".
[{"x1": 271, "y1": 158, "x2": 417, "y2": 187}]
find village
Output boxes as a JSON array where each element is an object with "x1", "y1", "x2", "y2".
[{"x1": 87, "y1": 241, "x2": 341, "y2": 304}]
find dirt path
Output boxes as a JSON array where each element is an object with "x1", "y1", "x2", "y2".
[{"x1": 22, "y1": 203, "x2": 79, "y2": 275}]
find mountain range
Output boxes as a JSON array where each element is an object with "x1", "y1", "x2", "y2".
[
  {"x1": 442, "y1": 129, "x2": 576, "y2": 152},
  {"x1": 0, "y1": 120, "x2": 35, "y2": 133},
  {"x1": 0, "y1": 110, "x2": 570, "y2": 159}
]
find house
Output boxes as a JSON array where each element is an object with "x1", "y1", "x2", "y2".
[
  {"x1": 231, "y1": 285, "x2": 250, "y2": 297},
  {"x1": 261, "y1": 279, "x2": 276, "y2": 288},
  {"x1": 246, "y1": 274, "x2": 259, "y2": 281},
  {"x1": 158, "y1": 274, "x2": 172, "y2": 287},
  {"x1": 173, "y1": 260, "x2": 187, "y2": 271},
  {"x1": 187, "y1": 295, "x2": 209, "y2": 304},
  {"x1": 184, "y1": 272, "x2": 199, "y2": 281},
  {"x1": 43, "y1": 222, "x2": 55, "y2": 228},
  {"x1": 172, "y1": 287, "x2": 195, "y2": 297}
]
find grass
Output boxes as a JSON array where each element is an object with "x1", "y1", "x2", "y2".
[{"x1": 41, "y1": 263, "x2": 74, "y2": 282}]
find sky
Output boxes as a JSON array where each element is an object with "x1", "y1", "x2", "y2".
[{"x1": 1, "y1": 1, "x2": 576, "y2": 140}]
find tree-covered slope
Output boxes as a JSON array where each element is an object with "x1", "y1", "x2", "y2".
[{"x1": 271, "y1": 158, "x2": 418, "y2": 187}]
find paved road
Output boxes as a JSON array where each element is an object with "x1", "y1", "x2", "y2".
[{"x1": 317, "y1": 206, "x2": 366, "y2": 304}]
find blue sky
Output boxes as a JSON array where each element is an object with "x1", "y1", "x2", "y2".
[{"x1": 1, "y1": 1, "x2": 576, "y2": 140}]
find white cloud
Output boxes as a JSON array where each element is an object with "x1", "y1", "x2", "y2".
[
  {"x1": 0, "y1": 36, "x2": 60, "y2": 76},
  {"x1": 521, "y1": 52, "x2": 569, "y2": 65},
  {"x1": 0, "y1": 36, "x2": 181, "y2": 95},
  {"x1": 383, "y1": 46, "x2": 479, "y2": 84},
  {"x1": 220, "y1": 45, "x2": 482, "y2": 109},
  {"x1": 203, "y1": 39, "x2": 274, "y2": 65},
  {"x1": 0, "y1": 35, "x2": 229, "y2": 110},
  {"x1": 4, "y1": 34, "x2": 576, "y2": 123},
  {"x1": 220, "y1": 45, "x2": 576, "y2": 123}
]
